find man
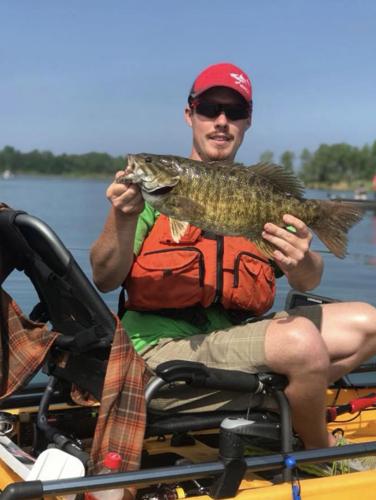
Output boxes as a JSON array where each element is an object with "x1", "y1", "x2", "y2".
[{"x1": 90, "y1": 63, "x2": 376, "y2": 464}]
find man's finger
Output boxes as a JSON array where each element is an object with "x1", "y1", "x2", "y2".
[{"x1": 282, "y1": 214, "x2": 309, "y2": 235}]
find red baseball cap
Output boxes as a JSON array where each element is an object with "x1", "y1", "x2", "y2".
[{"x1": 189, "y1": 62, "x2": 252, "y2": 103}]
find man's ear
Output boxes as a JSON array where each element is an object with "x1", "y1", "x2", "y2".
[
  {"x1": 245, "y1": 115, "x2": 252, "y2": 130},
  {"x1": 184, "y1": 106, "x2": 193, "y2": 127}
]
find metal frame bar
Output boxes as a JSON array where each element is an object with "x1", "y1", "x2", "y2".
[{"x1": 2, "y1": 441, "x2": 376, "y2": 499}]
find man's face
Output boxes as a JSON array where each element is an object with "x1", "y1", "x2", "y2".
[{"x1": 185, "y1": 87, "x2": 251, "y2": 162}]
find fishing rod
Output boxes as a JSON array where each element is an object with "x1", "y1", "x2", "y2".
[{"x1": 326, "y1": 392, "x2": 376, "y2": 422}]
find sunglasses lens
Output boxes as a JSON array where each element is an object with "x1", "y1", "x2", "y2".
[
  {"x1": 225, "y1": 106, "x2": 249, "y2": 120},
  {"x1": 194, "y1": 102, "x2": 249, "y2": 120},
  {"x1": 195, "y1": 103, "x2": 219, "y2": 118}
]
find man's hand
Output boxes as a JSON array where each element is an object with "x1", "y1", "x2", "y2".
[
  {"x1": 262, "y1": 214, "x2": 312, "y2": 273},
  {"x1": 262, "y1": 213, "x2": 323, "y2": 291},
  {"x1": 106, "y1": 169, "x2": 144, "y2": 216}
]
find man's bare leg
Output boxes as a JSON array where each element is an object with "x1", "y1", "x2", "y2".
[
  {"x1": 264, "y1": 302, "x2": 376, "y2": 449},
  {"x1": 319, "y1": 302, "x2": 376, "y2": 382},
  {"x1": 264, "y1": 315, "x2": 332, "y2": 449}
]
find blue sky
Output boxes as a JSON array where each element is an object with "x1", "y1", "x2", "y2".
[{"x1": 1, "y1": 1, "x2": 375, "y2": 166}]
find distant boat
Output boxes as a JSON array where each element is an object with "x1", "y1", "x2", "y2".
[
  {"x1": 2, "y1": 169, "x2": 14, "y2": 180},
  {"x1": 327, "y1": 196, "x2": 376, "y2": 214},
  {"x1": 354, "y1": 185, "x2": 368, "y2": 201}
]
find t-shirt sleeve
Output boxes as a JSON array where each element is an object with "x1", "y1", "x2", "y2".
[{"x1": 133, "y1": 203, "x2": 159, "y2": 255}]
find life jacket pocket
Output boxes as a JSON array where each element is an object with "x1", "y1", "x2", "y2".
[
  {"x1": 125, "y1": 247, "x2": 207, "y2": 310},
  {"x1": 222, "y1": 251, "x2": 275, "y2": 315}
]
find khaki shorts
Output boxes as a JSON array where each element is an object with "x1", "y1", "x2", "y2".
[{"x1": 143, "y1": 305, "x2": 323, "y2": 413}]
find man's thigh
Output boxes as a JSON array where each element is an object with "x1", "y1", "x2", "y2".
[
  {"x1": 144, "y1": 305, "x2": 323, "y2": 412},
  {"x1": 143, "y1": 315, "x2": 271, "y2": 413},
  {"x1": 143, "y1": 319, "x2": 271, "y2": 373}
]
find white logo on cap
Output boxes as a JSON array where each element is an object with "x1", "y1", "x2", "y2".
[{"x1": 230, "y1": 72, "x2": 250, "y2": 94}]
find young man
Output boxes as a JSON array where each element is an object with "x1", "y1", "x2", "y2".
[{"x1": 90, "y1": 63, "x2": 376, "y2": 460}]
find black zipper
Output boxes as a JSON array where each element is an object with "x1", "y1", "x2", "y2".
[
  {"x1": 213, "y1": 235, "x2": 224, "y2": 303},
  {"x1": 143, "y1": 247, "x2": 205, "y2": 287}
]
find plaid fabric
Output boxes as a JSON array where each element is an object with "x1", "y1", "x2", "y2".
[
  {"x1": 0, "y1": 288, "x2": 59, "y2": 399},
  {"x1": 1, "y1": 289, "x2": 149, "y2": 476},
  {"x1": 84, "y1": 315, "x2": 150, "y2": 473},
  {"x1": 0, "y1": 287, "x2": 149, "y2": 473}
]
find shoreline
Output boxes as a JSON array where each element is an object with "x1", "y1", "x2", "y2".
[
  {"x1": 306, "y1": 180, "x2": 374, "y2": 191},
  {"x1": 2, "y1": 173, "x2": 374, "y2": 192}
]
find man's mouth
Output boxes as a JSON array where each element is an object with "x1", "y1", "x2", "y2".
[{"x1": 208, "y1": 134, "x2": 232, "y2": 143}]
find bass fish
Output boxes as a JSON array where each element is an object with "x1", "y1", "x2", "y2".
[{"x1": 116, "y1": 153, "x2": 363, "y2": 258}]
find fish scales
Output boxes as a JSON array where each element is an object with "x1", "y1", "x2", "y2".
[
  {"x1": 208, "y1": 166, "x2": 235, "y2": 231},
  {"x1": 117, "y1": 153, "x2": 363, "y2": 259}
]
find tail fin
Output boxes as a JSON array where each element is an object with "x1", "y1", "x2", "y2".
[{"x1": 311, "y1": 201, "x2": 363, "y2": 258}]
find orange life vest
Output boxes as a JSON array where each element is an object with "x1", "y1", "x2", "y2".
[{"x1": 124, "y1": 215, "x2": 276, "y2": 316}]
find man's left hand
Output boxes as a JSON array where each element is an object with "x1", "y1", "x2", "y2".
[{"x1": 262, "y1": 214, "x2": 313, "y2": 273}]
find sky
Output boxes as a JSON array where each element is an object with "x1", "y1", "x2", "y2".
[{"x1": 1, "y1": 0, "x2": 376, "y2": 166}]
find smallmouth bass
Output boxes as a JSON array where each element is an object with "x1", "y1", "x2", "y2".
[{"x1": 116, "y1": 153, "x2": 363, "y2": 259}]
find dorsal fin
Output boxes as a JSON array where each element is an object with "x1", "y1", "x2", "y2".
[{"x1": 248, "y1": 162, "x2": 305, "y2": 198}]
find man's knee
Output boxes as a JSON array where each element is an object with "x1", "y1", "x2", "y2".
[
  {"x1": 337, "y1": 302, "x2": 376, "y2": 349},
  {"x1": 352, "y1": 302, "x2": 376, "y2": 331},
  {"x1": 265, "y1": 316, "x2": 330, "y2": 376}
]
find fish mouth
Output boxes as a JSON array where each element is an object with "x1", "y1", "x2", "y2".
[
  {"x1": 126, "y1": 153, "x2": 180, "y2": 197},
  {"x1": 141, "y1": 184, "x2": 176, "y2": 205},
  {"x1": 142, "y1": 185, "x2": 175, "y2": 196}
]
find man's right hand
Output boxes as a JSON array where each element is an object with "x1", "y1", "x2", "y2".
[{"x1": 106, "y1": 170, "x2": 145, "y2": 216}]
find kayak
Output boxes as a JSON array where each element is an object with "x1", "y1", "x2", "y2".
[
  {"x1": 0, "y1": 208, "x2": 375, "y2": 499},
  {"x1": 1, "y1": 384, "x2": 376, "y2": 499}
]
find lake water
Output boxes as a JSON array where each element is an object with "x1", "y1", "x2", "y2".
[
  {"x1": 1, "y1": 175, "x2": 375, "y2": 313},
  {"x1": 1, "y1": 176, "x2": 375, "y2": 385}
]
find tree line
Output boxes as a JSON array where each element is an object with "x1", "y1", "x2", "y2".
[
  {"x1": 261, "y1": 140, "x2": 376, "y2": 187},
  {"x1": 0, "y1": 146, "x2": 124, "y2": 177},
  {"x1": 1, "y1": 141, "x2": 375, "y2": 186}
]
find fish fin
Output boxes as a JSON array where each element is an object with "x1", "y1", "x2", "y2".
[
  {"x1": 169, "y1": 218, "x2": 190, "y2": 243},
  {"x1": 249, "y1": 162, "x2": 305, "y2": 198},
  {"x1": 310, "y1": 200, "x2": 363, "y2": 258},
  {"x1": 251, "y1": 238, "x2": 276, "y2": 259}
]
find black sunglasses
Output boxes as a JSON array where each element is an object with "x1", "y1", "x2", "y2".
[{"x1": 190, "y1": 100, "x2": 251, "y2": 121}]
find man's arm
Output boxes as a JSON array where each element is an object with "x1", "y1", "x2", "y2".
[
  {"x1": 262, "y1": 213, "x2": 323, "y2": 292},
  {"x1": 90, "y1": 171, "x2": 144, "y2": 292}
]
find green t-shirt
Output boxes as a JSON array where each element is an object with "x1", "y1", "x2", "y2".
[{"x1": 122, "y1": 203, "x2": 233, "y2": 352}]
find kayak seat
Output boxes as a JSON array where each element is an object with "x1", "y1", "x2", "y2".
[{"x1": 0, "y1": 208, "x2": 115, "y2": 401}]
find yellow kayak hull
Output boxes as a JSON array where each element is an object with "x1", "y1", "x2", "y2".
[{"x1": 1, "y1": 388, "x2": 376, "y2": 499}]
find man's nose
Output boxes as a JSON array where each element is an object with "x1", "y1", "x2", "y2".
[{"x1": 214, "y1": 111, "x2": 228, "y2": 127}]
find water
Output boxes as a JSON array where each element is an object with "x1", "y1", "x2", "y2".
[
  {"x1": 1, "y1": 176, "x2": 376, "y2": 384},
  {"x1": 1, "y1": 176, "x2": 119, "y2": 311},
  {"x1": 1, "y1": 175, "x2": 375, "y2": 312}
]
